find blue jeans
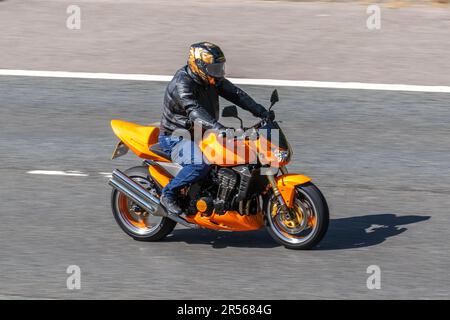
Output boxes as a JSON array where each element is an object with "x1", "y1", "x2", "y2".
[{"x1": 158, "y1": 135, "x2": 210, "y2": 199}]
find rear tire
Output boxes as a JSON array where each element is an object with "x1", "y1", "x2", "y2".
[
  {"x1": 111, "y1": 166, "x2": 176, "y2": 241},
  {"x1": 266, "y1": 182, "x2": 329, "y2": 250}
]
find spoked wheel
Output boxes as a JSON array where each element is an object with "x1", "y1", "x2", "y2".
[
  {"x1": 266, "y1": 182, "x2": 329, "y2": 249},
  {"x1": 111, "y1": 166, "x2": 176, "y2": 241}
]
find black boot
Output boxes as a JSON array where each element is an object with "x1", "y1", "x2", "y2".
[
  {"x1": 160, "y1": 194, "x2": 200, "y2": 229},
  {"x1": 160, "y1": 194, "x2": 182, "y2": 216}
]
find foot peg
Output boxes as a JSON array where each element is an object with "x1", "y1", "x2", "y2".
[
  {"x1": 167, "y1": 213, "x2": 200, "y2": 229},
  {"x1": 160, "y1": 194, "x2": 200, "y2": 229}
]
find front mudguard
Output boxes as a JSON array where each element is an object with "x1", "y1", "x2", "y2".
[{"x1": 275, "y1": 174, "x2": 312, "y2": 208}]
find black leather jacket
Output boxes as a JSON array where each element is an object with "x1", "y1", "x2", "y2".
[{"x1": 160, "y1": 66, "x2": 267, "y2": 135}]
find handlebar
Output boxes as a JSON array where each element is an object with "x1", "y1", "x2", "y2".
[
  {"x1": 218, "y1": 127, "x2": 260, "y2": 141},
  {"x1": 217, "y1": 109, "x2": 274, "y2": 139}
]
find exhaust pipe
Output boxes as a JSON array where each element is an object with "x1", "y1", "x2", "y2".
[{"x1": 108, "y1": 169, "x2": 167, "y2": 217}]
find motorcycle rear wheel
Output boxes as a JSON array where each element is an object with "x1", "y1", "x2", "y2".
[
  {"x1": 266, "y1": 182, "x2": 329, "y2": 250},
  {"x1": 111, "y1": 166, "x2": 176, "y2": 241}
]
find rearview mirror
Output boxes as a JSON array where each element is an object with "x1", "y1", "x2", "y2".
[
  {"x1": 269, "y1": 89, "x2": 279, "y2": 109},
  {"x1": 221, "y1": 105, "x2": 243, "y2": 128},
  {"x1": 222, "y1": 105, "x2": 238, "y2": 118}
]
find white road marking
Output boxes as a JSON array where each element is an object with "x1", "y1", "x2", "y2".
[
  {"x1": 99, "y1": 172, "x2": 113, "y2": 178},
  {"x1": 26, "y1": 170, "x2": 114, "y2": 178},
  {"x1": 1, "y1": 69, "x2": 450, "y2": 93},
  {"x1": 231, "y1": 79, "x2": 450, "y2": 93},
  {"x1": 0, "y1": 69, "x2": 172, "y2": 82},
  {"x1": 27, "y1": 170, "x2": 89, "y2": 177}
]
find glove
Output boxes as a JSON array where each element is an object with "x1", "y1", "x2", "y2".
[
  {"x1": 260, "y1": 110, "x2": 275, "y2": 121},
  {"x1": 183, "y1": 118, "x2": 193, "y2": 130},
  {"x1": 218, "y1": 128, "x2": 236, "y2": 138},
  {"x1": 213, "y1": 122, "x2": 226, "y2": 131},
  {"x1": 212, "y1": 123, "x2": 235, "y2": 137}
]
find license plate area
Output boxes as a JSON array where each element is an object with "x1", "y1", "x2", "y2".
[{"x1": 111, "y1": 140, "x2": 129, "y2": 159}]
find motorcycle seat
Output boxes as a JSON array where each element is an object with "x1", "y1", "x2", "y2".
[{"x1": 149, "y1": 143, "x2": 171, "y2": 160}]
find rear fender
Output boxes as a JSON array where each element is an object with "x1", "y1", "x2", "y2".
[{"x1": 275, "y1": 174, "x2": 312, "y2": 208}]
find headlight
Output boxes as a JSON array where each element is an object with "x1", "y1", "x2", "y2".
[{"x1": 273, "y1": 148, "x2": 291, "y2": 164}]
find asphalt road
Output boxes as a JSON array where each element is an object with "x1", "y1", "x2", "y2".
[{"x1": 0, "y1": 76, "x2": 449, "y2": 299}]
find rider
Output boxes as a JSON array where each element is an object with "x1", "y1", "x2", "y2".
[{"x1": 158, "y1": 41, "x2": 273, "y2": 222}]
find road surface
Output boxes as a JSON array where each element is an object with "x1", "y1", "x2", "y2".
[
  {"x1": 1, "y1": 0, "x2": 450, "y2": 85},
  {"x1": 0, "y1": 76, "x2": 449, "y2": 299}
]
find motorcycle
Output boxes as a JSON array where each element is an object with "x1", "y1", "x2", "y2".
[{"x1": 108, "y1": 90, "x2": 329, "y2": 249}]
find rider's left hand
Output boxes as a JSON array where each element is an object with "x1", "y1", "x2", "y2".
[{"x1": 260, "y1": 110, "x2": 275, "y2": 121}]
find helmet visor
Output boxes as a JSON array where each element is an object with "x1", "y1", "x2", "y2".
[{"x1": 205, "y1": 62, "x2": 226, "y2": 78}]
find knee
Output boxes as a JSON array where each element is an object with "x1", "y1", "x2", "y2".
[{"x1": 193, "y1": 164, "x2": 210, "y2": 177}]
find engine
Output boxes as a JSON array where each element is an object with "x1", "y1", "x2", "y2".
[
  {"x1": 187, "y1": 165, "x2": 265, "y2": 216},
  {"x1": 214, "y1": 168, "x2": 238, "y2": 214}
]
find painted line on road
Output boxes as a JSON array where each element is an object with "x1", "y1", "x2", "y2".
[
  {"x1": 27, "y1": 170, "x2": 89, "y2": 177},
  {"x1": 0, "y1": 69, "x2": 172, "y2": 82},
  {"x1": 1, "y1": 69, "x2": 450, "y2": 93},
  {"x1": 99, "y1": 172, "x2": 113, "y2": 178},
  {"x1": 26, "y1": 170, "x2": 113, "y2": 178}
]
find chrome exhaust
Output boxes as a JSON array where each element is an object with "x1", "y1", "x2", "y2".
[{"x1": 108, "y1": 169, "x2": 167, "y2": 217}]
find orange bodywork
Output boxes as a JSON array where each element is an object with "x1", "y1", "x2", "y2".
[
  {"x1": 276, "y1": 174, "x2": 312, "y2": 208},
  {"x1": 185, "y1": 211, "x2": 264, "y2": 231},
  {"x1": 198, "y1": 131, "x2": 285, "y2": 168},
  {"x1": 148, "y1": 165, "x2": 171, "y2": 187},
  {"x1": 111, "y1": 120, "x2": 278, "y2": 167},
  {"x1": 111, "y1": 120, "x2": 169, "y2": 162},
  {"x1": 199, "y1": 132, "x2": 258, "y2": 166}
]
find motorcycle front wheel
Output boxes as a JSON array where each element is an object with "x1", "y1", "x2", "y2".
[{"x1": 266, "y1": 182, "x2": 329, "y2": 250}]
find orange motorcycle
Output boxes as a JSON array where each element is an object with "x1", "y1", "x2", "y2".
[{"x1": 108, "y1": 90, "x2": 329, "y2": 249}]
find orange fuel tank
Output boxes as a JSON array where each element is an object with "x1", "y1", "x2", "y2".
[{"x1": 199, "y1": 132, "x2": 258, "y2": 166}]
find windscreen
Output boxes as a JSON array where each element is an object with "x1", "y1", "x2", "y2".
[{"x1": 259, "y1": 121, "x2": 290, "y2": 150}]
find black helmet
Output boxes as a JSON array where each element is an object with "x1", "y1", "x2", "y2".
[{"x1": 188, "y1": 42, "x2": 226, "y2": 85}]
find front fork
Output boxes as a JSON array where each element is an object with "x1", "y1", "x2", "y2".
[{"x1": 266, "y1": 166, "x2": 289, "y2": 214}]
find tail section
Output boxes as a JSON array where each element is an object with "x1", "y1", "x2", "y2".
[{"x1": 110, "y1": 120, "x2": 168, "y2": 161}]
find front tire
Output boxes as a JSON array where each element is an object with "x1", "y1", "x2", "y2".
[
  {"x1": 111, "y1": 166, "x2": 176, "y2": 241},
  {"x1": 266, "y1": 182, "x2": 329, "y2": 250}
]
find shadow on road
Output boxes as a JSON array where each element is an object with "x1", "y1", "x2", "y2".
[
  {"x1": 166, "y1": 213, "x2": 430, "y2": 250},
  {"x1": 167, "y1": 228, "x2": 280, "y2": 249},
  {"x1": 317, "y1": 213, "x2": 430, "y2": 250}
]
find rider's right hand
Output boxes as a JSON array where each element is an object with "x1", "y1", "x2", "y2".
[
  {"x1": 261, "y1": 110, "x2": 275, "y2": 121},
  {"x1": 217, "y1": 128, "x2": 235, "y2": 138},
  {"x1": 212, "y1": 123, "x2": 234, "y2": 137},
  {"x1": 213, "y1": 122, "x2": 226, "y2": 131}
]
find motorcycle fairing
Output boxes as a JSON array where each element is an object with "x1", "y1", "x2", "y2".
[{"x1": 185, "y1": 211, "x2": 264, "y2": 231}]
